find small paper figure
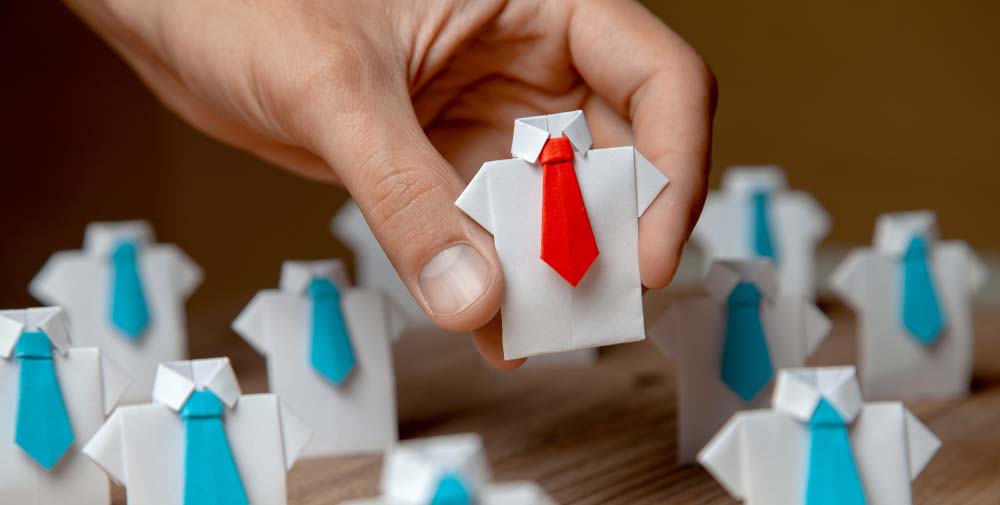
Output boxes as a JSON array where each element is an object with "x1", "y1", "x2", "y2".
[
  {"x1": 0, "y1": 306, "x2": 131, "y2": 505},
  {"x1": 342, "y1": 433, "x2": 557, "y2": 505},
  {"x1": 455, "y1": 110, "x2": 669, "y2": 360},
  {"x1": 699, "y1": 366, "x2": 940, "y2": 505},
  {"x1": 232, "y1": 259, "x2": 403, "y2": 458},
  {"x1": 30, "y1": 221, "x2": 203, "y2": 403},
  {"x1": 649, "y1": 259, "x2": 830, "y2": 463},
  {"x1": 333, "y1": 201, "x2": 599, "y2": 367},
  {"x1": 691, "y1": 166, "x2": 831, "y2": 300},
  {"x1": 830, "y1": 211, "x2": 987, "y2": 400},
  {"x1": 83, "y1": 357, "x2": 310, "y2": 505}
]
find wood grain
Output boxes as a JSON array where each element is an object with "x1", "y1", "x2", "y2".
[{"x1": 111, "y1": 303, "x2": 1000, "y2": 504}]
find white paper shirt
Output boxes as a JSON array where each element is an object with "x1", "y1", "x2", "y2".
[
  {"x1": 83, "y1": 358, "x2": 310, "y2": 505},
  {"x1": 649, "y1": 260, "x2": 830, "y2": 462},
  {"x1": 830, "y1": 211, "x2": 988, "y2": 400},
  {"x1": 692, "y1": 166, "x2": 830, "y2": 300},
  {"x1": 0, "y1": 307, "x2": 130, "y2": 505},
  {"x1": 456, "y1": 111, "x2": 669, "y2": 360},
  {"x1": 341, "y1": 433, "x2": 556, "y2": 505},
  {"x1": 699, "y1": 367, "x2": 940, "y2": 505},
  {"x1": 233, "y1": 260, "x2": 403, "y2": 458},
  {"x1": 30, "y1": 221, "x2": 203, "y2": 403}
]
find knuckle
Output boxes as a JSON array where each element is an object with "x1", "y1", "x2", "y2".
[{"x1": 359, "y1": 156, "x2": 445, "y2": 249}]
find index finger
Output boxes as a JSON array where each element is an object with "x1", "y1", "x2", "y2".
[{"x1": 569, "y1": 0, "x2": 717, "y2": 289}]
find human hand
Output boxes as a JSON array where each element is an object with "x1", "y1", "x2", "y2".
[{"x1": 67, "y1": 0, "x2": 716, "y2": 368}]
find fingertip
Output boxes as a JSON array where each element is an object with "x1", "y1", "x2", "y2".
[{"x1": 471, "y1": 314, "x2": 525, "y2": 370}]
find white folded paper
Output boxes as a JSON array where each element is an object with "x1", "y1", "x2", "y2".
[
  {"x1": 691, "y1": 166, "x2": 830, "y2": 300},
  {"x1": 455, "y1": 110, "x2": 669, "y2": 360},
  {"x1": 0, "y1": 306, "x2": 131, "y2": 505},
  {"x1": 699, "y1": 366, "x2": 940, "y2": 505},
  {"x1": 341, "y1": 433, "x2": 556, "y2": 505},
  {"x1": 83, "y1": 358, "x2": 310, "y2": 505},
  {"x1": 233, "y1": 259, "x2": 403, "y2": 458},
  {"x1": 830, "y1": 210, "x2": 988, "y2": 400},
  {"x1": 30, "y1": 221, "x2": 203, "y2": 403},
  {"x1": 649, "y1": 259, "x2": 830, "y2": 462}
]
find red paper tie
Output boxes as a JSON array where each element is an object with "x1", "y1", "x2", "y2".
[{"x1": 539, "y1": 136, "x2": 599, "y2": 287}]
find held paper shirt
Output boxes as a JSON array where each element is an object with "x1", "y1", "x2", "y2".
[
  {"x1": 456, "y1": 110, "x2": 669, "y2": 360},
  {"x1": 83, "y1": 358, "x2": 310, "y2": 505},
  {"x1": 692, "y1": 166, "x2": 830, "y2": 300},
  {"x1": 649, "y1": 260, "x2": 830, "y2": 462},
  {"x1": 233, "y1": 260, "x2": 404, "y2": 458},
  {"x1": 30, "y1": 221, "x2": 202, "y2": 403},
  {"x1": 699, "y1": 367, "x2": 940, "y2": 505},
  {"x1": 0, "y1": 307, "x2": 130, "y2": 505},
  {"x1": 830, "y1": 211, "x2": 987, "y2": 400}
]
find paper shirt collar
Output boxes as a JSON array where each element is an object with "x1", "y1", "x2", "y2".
[
  {"x1": 703, "y1": 259, "x2": 780, "y2": 304},
  {"x1": 511, "y1": 110, "x2": 593, "y2": 164},
  {"x1": 0, "y1": 306, "x2": 72, "y2": 358},
  {"x1": 873, "y1": 210, "x2": 940, "y2": 256},
  {"x1": 152, "y1": 358, "x2": 241, "y2": 411},
  {"x1": 279, "y1": 259, "x2": 352, "y2": 293},
  {"x1": 83, "y1": 220, "x2": 156, "y2": 257},
  {"x1": 381, "y1": 433, "x2": 492, "y2": 504},
  {"x1": 772, "y1": 366, "x2": 864, "y2": 424},
  {"x1": 721, "y1": 165, "x2": 788, "y2": 194}
]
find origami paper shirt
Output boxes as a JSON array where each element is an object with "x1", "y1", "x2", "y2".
[
  {"x1": 692, "y1": 166, "x2": 830, "y2": 300},
  {"x1": 30, "y1": 221, "x2": 202, "y2": 403},
  {"x1": 83, "y1": 358, "x2": 310, "y2": 505},
  {"x1": 830, "y1": 211, "x2": 988, "y2": 401},
  {"x1": 456, "y1": 110, "x2": 669, "y2": 360},
  {"x1": 0, "y1": 306, "x2": 130, "y2": 505},
  {"x1": 650, "y1": 259, "x2": 830, "y2": 462},
  {"x1": 341, "y1": 433, "x2": 556, "y2": 505},
  {"x1": 233, "y1": 260, "x2": 403, "y2": 458},
  {"x1": 700, "y1": 367, "x2": 940, "y2": 505}
]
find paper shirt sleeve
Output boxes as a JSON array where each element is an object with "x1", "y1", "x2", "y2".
[
  {"x1": 100, "y1": 354, "x2": 133, "y2": 416},
  {"x1": 829, "y1": 249, "x2": 868, "y2": 309},
  {"x1": 28, "y1": 251, "x2": 76, "y2": 305},
  {"x1": 648, "y1": 303, "x2": 683, "y2": 357},
  {"x1": 384, "y1": 296, "x2": 408, "y2": 343},
  {"x1": 279, "y1": 401, "x2": 312, "y2": 471},
  {"x1": 165, "y1": 244, "x2": 204, "y2": 299},
  {"x1": 801, "y1": 302, "x2": 832, "y2": 356},
  {"x1": 697, "y1": 414, "x2": 747, "y2": 500},
  {"x1": 634, "y1": 148, "x2": 670, "y2": 218},
  {"x1": 904, "y1": 409, "x2": 941, "y2": 480},
  {"x1": 83, "y1": 409, "x2": 127, "y2": 485},
  {"x1": 455, "y1": 163, "x2": 494, "y2": 234},
  {"x1": 690, "y1": 194, "x2": 723, "y2": 250},
  {"x1": 962, "y1": 243, "x2": 990, "y2": 294},
  {"x1": 231, "y1": 292, "x2": 273, "y2": 356},
  {"x1": 797, "y1": 192, "x2": 832, "y2": 242}
]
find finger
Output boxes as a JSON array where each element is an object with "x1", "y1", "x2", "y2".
[
  {"x1": 472, "y1": 316, "x2": 526, "y2": 370},
  {"x1": 569, "y1": 0, "x2": 717, "y2": 289},
  {"x1": 303, "y1": 48, "x2": 504, "y2": 333}
]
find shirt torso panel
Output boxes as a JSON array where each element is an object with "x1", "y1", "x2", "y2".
[
  {"x1": 853, "y1": 242, "x2": 973, "y2": 400},
  {"x1": 259, "y1": 289, "x2": 396, "y2": 457},
  {"x1": 483, "y1": 147, "x2": 644, "y2": 359},
  {"x1": 672, "y1": 297, "x2": 809, "y2": 461},
  {"x1": 118, "y1": 394, "x2": 288, "y2": 505},
  {"x1": 0, "y1": 348, "x2": 109, "y2": 505},
  {"x1": 739, "y1": 404, "x2": 912, "y2": 505},
  {"x1": 38, "y1": 247, "x2": 188, "y2": 403}
]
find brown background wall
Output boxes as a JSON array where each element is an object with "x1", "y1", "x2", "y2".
[{"x1": 2, "y1": 2, "x2": 998, "y2": 357}]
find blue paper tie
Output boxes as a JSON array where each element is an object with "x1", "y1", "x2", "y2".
[
  {"x1": 901, "y1": 236, "x2": 945, "y2": 345},
  {"x1": 14, "y1": 331, "x2": 75, "y2": 471},
  {"x1": 804, "y1": 398, "x2": 868, "y2": 505},
  {"x1": 430, "y1": 473, "x2": 473, "y2": 505},
  {"x1": 751, "y1": 191, "x2": 779, "y2": 263},
  {"x1": 110, "y1": 240, "x2": 151, "y2": 339},
  {"x1": 181, "y1": 390, "x2": 249, "y2": 505},
  {"x1": 720, "y1": 282, "x2": 774, "y2": 402},
  {"x1": 309, "y1": 278, "x2": 357, "y2": 386}
]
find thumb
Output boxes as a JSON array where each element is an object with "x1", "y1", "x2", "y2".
[{"x1": 310, "y1": 84, "x2": 503, "y2": 333}]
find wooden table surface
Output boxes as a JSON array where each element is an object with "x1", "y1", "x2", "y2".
[{"x1": 112, "y1": 302, "x2": 1000, "y2": 504}]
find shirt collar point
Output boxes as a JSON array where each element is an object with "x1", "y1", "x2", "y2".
[
  {"x1": 703, "y1": 259, "x2": 779, "y2": 303},
  {"x1": 153, "y1": 358, "x2": 241, "y2": 411}
]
